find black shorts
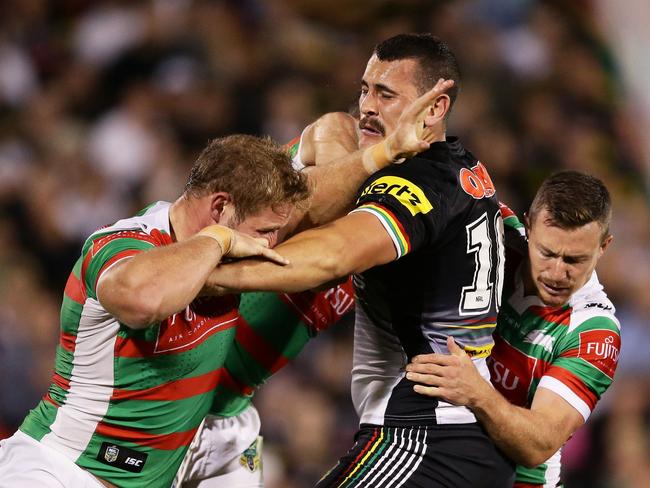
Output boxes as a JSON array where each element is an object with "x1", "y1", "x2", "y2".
[{"x1": 316, "y1": 423, "x2": 514, "y2": 488}]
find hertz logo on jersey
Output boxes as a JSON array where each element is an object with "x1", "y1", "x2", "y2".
[{"x1": 359, "y1": 176, "x2": 433, "y2": 216}]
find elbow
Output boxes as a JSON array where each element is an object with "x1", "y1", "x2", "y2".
[
  {"x1": 517, "y1": 444, "x2": 557, "y2": 468},
  {"x1": 315, "y1": 234, "x2": 356, "y2": 282},
  {"x1": 316, "y1": 112, "x2": 358, "y2": 135},
  {"x1": 118, "y1": 299, "x2": 162, "y2": 329},
  {"x1": 99, "y1": 279, "x2": 166, "y2": 330},
  {"x1": 519, "y1": 455, "x2": 550, "y2": 470},
  {"x1": 112, "y1": 291, "x2": 163, "y2": 329}
]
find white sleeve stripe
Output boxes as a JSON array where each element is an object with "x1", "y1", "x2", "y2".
[
  {"x1": 538, "y1": 376, "x2": 591, "y2": 422},
  {"x1": 350, "y1": 207, "x2": 402, "y2": 259}
]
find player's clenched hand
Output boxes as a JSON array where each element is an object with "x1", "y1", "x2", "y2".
[
  {"x1": 385, "y1": 78, "x2": 455, "y2": 160},
  {"x1": 405, "y1": 336, "x2": 491, "y2": 407},
  {"x1": 226, "y1": 230, "x2": 290, "y2": 265}
]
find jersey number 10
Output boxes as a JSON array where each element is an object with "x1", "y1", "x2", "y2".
[{"x1": 459, "y1": 211, "x2": 505, "y2": 316}]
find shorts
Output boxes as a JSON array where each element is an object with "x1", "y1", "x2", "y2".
[
  {"x1": 174, "y1": 406, "x2": 263, "y2": 488},
  {"x1": 0, "y1": 430, "x2": 105, "y2": 488},
  {"x1": 316, "y1": 423, "x2": 514, "y2": 488}
]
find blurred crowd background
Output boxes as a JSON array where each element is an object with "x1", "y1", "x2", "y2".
[{"x1": 0, "y1": 0, "x2": 648, "y2": 487}]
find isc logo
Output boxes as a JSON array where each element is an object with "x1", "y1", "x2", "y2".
[
  {"x1": 359, "y1": 176, "x2": 433, "y2": 216},
  {"x1": 125, "y1": 457, "x2": 143, "y2": 467}
]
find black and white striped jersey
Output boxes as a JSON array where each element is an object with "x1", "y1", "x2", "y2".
[{"x1": 349, "y1": 137, "x2": 505, "y2": 427}]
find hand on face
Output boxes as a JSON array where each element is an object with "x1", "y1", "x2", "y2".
[
  {"x1": 225, "y1": 230, "x2": 290, "y2": 265},
  {"x1": 385, "y1": 78, "x2": 455, "y2": 161}
]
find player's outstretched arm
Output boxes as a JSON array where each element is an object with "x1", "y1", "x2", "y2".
[
  {"x1": 97, "y1": 226, "x2": 286, "y2": 329},
  {"x1": 203, "y1": 211, "x2": 396, "y2": 296},
  {"x1": 285, "y1": 79, "x2": 454, "y2": 236},
  {"x1": 405, "y1": 337, "x2": 584, "y2": 467}
]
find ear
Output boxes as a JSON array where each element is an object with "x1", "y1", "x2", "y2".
[
  {"x1": 210, "y1": 192, "x2": 231, "y2": 223},
  {"x1": 599, "y1": 234, "x2": 613, "y2": 257},
  {"x1": 432, "y1": 93, "x2": 451, "y2": 120}
]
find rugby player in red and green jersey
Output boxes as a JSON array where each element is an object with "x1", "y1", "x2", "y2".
[
  {"x1": 174, "y1": 115, "x2": 359, "y2": 488},
  {"x1": 405, "y1": 171, "x2": 620, "y2": 488},
  {"x1": 0, "y1": 135, "x2": 309, "y2": 488},
  {"x1": 175, "y1": 280, "x2": 355, "y2": 488}
]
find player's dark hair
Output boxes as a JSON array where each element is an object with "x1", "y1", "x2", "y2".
[
  {"x1": 374, "y1": 33, "x2": 461, "y2": 105},
  {"x1": 185, "y1": 134, "x2": 310, "y2": 221},
  {"x1": 528, "y1": 170, "x2": 612, "y2": 242}
]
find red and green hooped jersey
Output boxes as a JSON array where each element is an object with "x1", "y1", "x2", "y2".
[
  {"x1": 286, "y1": 134, "x2": 305, "y2": 170},
  {"x1": 20, "y1": 201, "x2": 240, "y2": 488},
  {"x1": 211, "y1": 278, "x2": 355, "y2": 417},
  {"x1": 491, "y1": 212, "x2": 621, "y2": 487}
]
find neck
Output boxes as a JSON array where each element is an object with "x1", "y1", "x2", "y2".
[
  {"x1": 169, "y1": 194, "x2": 210, "y2": 242},
  {"x1": 431, "y1": 127, "x2": 446, "y2": 144}
]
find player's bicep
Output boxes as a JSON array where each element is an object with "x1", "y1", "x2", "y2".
[
  {"x1": 329, "y1": 210, "x2": 398, "y2": 271},
  {"x1": 530, "y1": 386, "x2": 585, "y2": 445},
  {"x1": 96, "y1": 256, "x2": 138, "y2": 311}
]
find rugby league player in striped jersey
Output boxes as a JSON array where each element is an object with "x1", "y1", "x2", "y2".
[
  {"x1": 202, "y1": 34, "x2": 515, "y2": 487},
  {"x1": 0, "y1": 135, "x2": 308, "y2": 488},
  {"x1": 406, "y1": 171, "x2": 620, "y2": 488}
]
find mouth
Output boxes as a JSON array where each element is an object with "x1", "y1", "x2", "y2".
[
  {"x1": 539, "y1": 280, "x2": 570, "y2": 297},
  {"x1": 359, "y1": 118, "x2": 385, "y2": 139}
]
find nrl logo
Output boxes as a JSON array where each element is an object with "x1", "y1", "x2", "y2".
[
  {"x1": 240, "y1": 438, "x2": 262, "y2": 473},
  {"x1": 104, "y1": 445, "x2": 119, "y2": 463}
]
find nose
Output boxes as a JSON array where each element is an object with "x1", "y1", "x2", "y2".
[
  {"x1": 360, "y1": 91, "x2": 378, "y2": 117},
  {"x1": 266, "y1": 231, "x2": 279, "y2": 248},
  {"x1": 547, "y1": 258, "x2": 569, "y2": 283}
]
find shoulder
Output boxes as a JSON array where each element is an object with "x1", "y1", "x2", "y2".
[
  {"x1": 292, "y1": 112, "x2": 358, "y2": 168},
  {"x1": 567, "y1": 273, "x2": 619, "y2": 335},
  {"x1": 83, "y1": 202, "x2": 173, "y2": 255},
  {"x1": 356, "y1": 162, "x2": 439, "y2": 217}
]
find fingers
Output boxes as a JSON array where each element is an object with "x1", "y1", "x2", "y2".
[
  {"x1": 405, "y1": 362, "x2": 447, "y2": 377},
  {"x1": 226, "y1": 232, "x2": 289, "y2": 264},
  {"x1": 410, "y1": 353, "x2": 459, "y2": 366},
  {"x1": 405, "y1": 370, "x2": 444, "y2": 386},
  {"x1": 413, "y1": 384, "x2": 441, "y2": 397},
  {"x1": 258, "y1": 247, "x2": 290, "y2": 265},
  {"x1": 253, "y1": 237, "x2": 271, "y2": 247},
  {"x1": 447, "y1": 336, "x2": 465, "y2": 357},
  {"x1": 405, "y1": 79, "x2": 454, "y2": 117}
]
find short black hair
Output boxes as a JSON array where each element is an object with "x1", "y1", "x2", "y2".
[{"x1": 374, "y1": 33, "x2": 461, "y2": 105}]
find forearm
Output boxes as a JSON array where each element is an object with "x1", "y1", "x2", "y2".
[
  {"x1": 204, "y1": 212, "x2": 394, "y2": 296},
  {"x1": 204, "y1": 228, "x2": 349, "y2": 295},
  {"x1": 470, "y1": 389, "x2": 561, "y2": 467},
  {"x1": 99, "y1": 236, "x2": 224, "y2": 327},
  {"x1": 295, "y1": 154, "x2": 370, "y2": 232}
]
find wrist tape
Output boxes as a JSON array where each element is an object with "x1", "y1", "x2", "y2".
[
  {"x1": 362, "y1": 140, "x2": 392, "y2": 174},
  {"x1": 197, "y1": 225, "x2": 234, "y2": 255}
]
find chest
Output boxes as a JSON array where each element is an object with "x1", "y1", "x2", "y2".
[
  {"x1": 487, "y1": 305, "x2": 570, "y2": 406},
  {"x1": 155, "y1": 296, "x2": 239, "y2": 355},
  {"x1": 115, "y1": 296, "x2": 239, "y2": 384}
]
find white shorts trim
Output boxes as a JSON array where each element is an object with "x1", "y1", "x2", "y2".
[{"x1": 175, "y1": 406, "x2": 263, "y2": 487}]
